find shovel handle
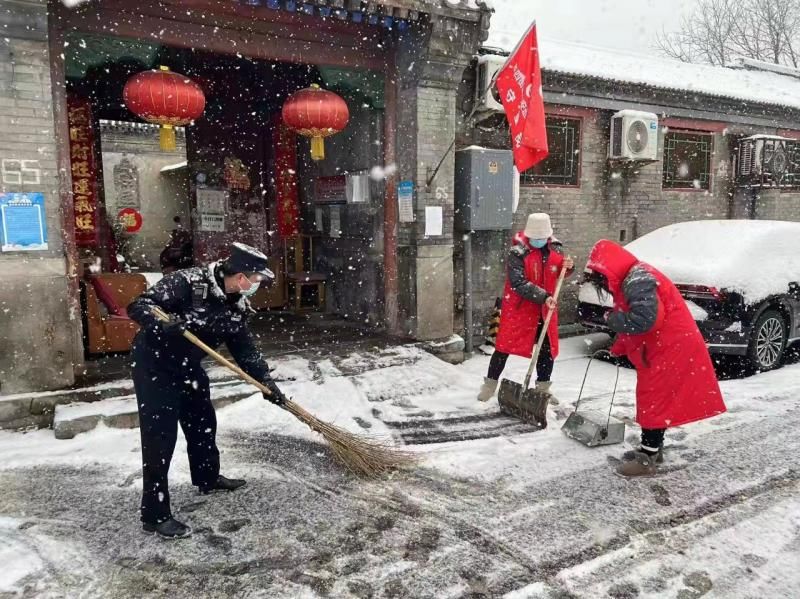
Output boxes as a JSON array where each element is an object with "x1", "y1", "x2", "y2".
[
  {"x1": 150, "y1": 306, "x2": 274, "y2": 397},
  {"x1": 523, "y1": 265, "x2": 568, "y2": 390}
]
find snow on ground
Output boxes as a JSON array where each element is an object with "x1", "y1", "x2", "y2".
[{"x1": 1, "y1": 336, "x2": 799, "y2": 598}]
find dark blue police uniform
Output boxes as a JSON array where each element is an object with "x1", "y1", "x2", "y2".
[{"x1": 128, "y1": 243, "x2": 278, "y2": 527}]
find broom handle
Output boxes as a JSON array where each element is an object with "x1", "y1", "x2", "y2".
[
  {"x1": 150, "y1": 306, "x2": 275, "y2": 397},
  {"x1": 523, "y1": 265, "x2": 568, "y2": 390}
]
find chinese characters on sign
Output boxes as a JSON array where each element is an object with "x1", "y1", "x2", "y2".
[
  {"x1": 117, "y1": 208, "x2": 143, "y2": 233},
  {"x1": 67, "y1": 94, "x2": 99, "y2": 247},
  {"x1": 196, "y1": 188, "x2": 228, "y2": 233},
  {"x1": 272, "y1": 116, "x2": 300, "y2": 239},
  {"x1": 495, "y1": 22, "x2": 549, "y2": 172}
]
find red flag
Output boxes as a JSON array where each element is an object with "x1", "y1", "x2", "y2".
[{"x1": 495, "y1": 23, "x2": 548, "y2": 172}]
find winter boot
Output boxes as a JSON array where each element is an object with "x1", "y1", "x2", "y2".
[
  {"x1": 534, "y1": 381, "x2": 559, "y2": 406},
  {"x1": 199, "y1": 475, "x2": 247, "y2": 495},
  {"x1": 143, "y1": 517, "x2": 192, "y2": 539},
  {"x1": 477, "y1": 377, "x2": 499, "y2": 402},
  {"x1": 615, "y1": 451, "x2": 659, "y2": 478},
  {"x1": 622, "y1": 447, "x2": 664, "y2": 463}
]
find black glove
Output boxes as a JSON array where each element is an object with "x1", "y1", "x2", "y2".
[
  {"x1": 160, "y1": 317, "x2": 187, "y2": 336},
  {"x1": 262, "y1": 379, "x2": 288, "y2": 407}
]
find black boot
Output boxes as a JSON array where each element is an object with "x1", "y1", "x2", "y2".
[
  {"x1": 143, "y1": 517, "x2": 192, "y2": 539},
  {"x1": 199, "y1": 475, "x2": 247, "y2": 495}
]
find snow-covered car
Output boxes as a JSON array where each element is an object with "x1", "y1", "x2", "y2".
[{"x1": 578, "y1": 220, "x2": 800, "y2": 371}]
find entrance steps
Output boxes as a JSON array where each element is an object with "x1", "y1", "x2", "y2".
[{"x1": 52, "y1": 380, "x2": 256, "y2": 440}]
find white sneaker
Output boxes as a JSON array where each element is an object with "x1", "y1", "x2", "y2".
[
  {"x1": 477, "y1": 377, "x2": 499, "y2": 402},
  {"x1": 535, "y1": 381, "x2": 559, "y2": 406}
]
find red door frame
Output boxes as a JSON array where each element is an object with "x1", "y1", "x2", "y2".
[{"x1": 49, "y1": 0, "x2": 401, "y2": 336}]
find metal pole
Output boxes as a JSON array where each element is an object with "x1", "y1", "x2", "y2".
[
  {"x1": 464, "y1": 232, "x2": 474, "y2": 355},
  {"x1": 383, "y1": 53, "x2": 399, "y2": 335}
]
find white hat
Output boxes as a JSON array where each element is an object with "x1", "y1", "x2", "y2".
[{"x1": 524, "y1": 213, "x2": 553, "y2": 240}]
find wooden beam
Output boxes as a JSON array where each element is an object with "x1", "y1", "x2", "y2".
[{"x1": 60, "y1": 3, "x2": 387, "y2": 70}]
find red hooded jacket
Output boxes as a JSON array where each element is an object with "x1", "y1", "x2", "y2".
[{"x1": 587, "y1": 240, "x2": 726, "y2": 429}]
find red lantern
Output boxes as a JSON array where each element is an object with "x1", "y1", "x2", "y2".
[
  {"x1": 123, "y1": 66, "x2": 205, "y2": 151},
  {"x1": 282, "y1": 84, "x2": 349, "y2": 161}
]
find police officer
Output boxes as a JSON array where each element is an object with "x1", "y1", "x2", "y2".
[{"x1": 128, "y1": 242, "x2": 288, "y2": 539}]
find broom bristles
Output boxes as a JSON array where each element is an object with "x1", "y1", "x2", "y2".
[{"x1": 285, "y1": 401, "x2": 417, "y2": 477}]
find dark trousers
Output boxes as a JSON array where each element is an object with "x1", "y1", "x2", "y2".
[
  {"x1": 487, "y1": 322, "x2": 554, "y2": 382},
  {"x1": 132, "y1": 362, "x2": 219, "y2": 524},
  {"x1": 641, "y1": 428, "x2": 666, "y2": 452}
]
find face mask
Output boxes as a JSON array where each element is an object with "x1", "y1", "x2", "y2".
[
  {"x1": 530, "y1": 239, "x2": 548, "y2": 249},
  {"x1": 238, "y1": 276, "x2": 259, "y2": 298}
]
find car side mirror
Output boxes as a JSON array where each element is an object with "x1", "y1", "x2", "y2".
[{"x1": 790, "y1": 282, "x2": 800, "y2": 300}]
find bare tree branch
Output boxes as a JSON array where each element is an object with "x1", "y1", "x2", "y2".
[{"x1": 655, "y1": 0, "x2": 800, "y2": 67}]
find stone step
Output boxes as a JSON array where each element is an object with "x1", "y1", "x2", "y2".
[
  {"x1": 53, "y1": 381, "x2": 258, "y2": 440},
  {"x1": 0, "y1": 367, "x2": 245, "y2": 431}
]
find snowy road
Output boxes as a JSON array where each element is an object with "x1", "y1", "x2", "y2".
[{"x1": 1, "y1": 337, "x2": 798, "y2": 598}]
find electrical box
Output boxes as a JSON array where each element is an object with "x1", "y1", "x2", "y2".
[{"x1": 454, "y1": 147, "x2": 514, "y2": 231}]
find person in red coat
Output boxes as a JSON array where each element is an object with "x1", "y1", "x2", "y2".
[
  {"x1": 584, "y1": 240, "x2": 727, "y2": 477},
  {"x1": 478, "y1": 213, "x2": 574, "y2": 404}
]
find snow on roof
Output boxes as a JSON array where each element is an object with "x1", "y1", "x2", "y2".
[
  {"x1": 535, "y1": 39, "x2": 800, "y2": 111},
  {"x1": 626, "y1": 220, "x2": 800, "y2": 303},
  {"x1": 485, "y1": 27, "x2": 800, "y2": 112}
]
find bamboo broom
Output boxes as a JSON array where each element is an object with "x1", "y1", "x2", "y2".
[{"x1": 151, "y1": 306, "x2": 416, "y2": 477}]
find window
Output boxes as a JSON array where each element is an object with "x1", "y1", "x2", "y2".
[
  {"x1": 520, "y1": 116, "x2": 581, "y2": 186},
  {"x1": 663, "y1": 131, "x2": 712, "y2": 190}
]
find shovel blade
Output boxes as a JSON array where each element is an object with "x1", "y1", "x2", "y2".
[{"x1": 498, "y1": 380, "x2": 547, "y2": 429}]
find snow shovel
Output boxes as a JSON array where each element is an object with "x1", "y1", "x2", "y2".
[
  {"x1": 497, "y1": 266, "x2": 568, "y2": 429},
  {"x1": 561, "y1": 351, "x2": 625, "y2": 447}
]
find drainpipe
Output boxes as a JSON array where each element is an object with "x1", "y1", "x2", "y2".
[
  {"x1": 463, "y1": 232, "x2": 473, "y2": 354},
  {"x1": 383, "y1": 55, "x2": 399, "y2": 335}
]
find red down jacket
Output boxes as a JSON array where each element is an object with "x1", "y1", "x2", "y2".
[
  {"x1": 587, "y1": 240, "x2": 726, "y2": 429},
  {"x1": 495, "y1": 232, "x2": 569, "y2": 359}
]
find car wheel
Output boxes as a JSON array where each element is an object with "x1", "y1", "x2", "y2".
[{"x1": 747, "y1": 310, "x2": 787, "y2": 371}]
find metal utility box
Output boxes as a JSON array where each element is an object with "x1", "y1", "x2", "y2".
[{"x1": 454, "y1": 147, "x2": 514, "y2": 231}]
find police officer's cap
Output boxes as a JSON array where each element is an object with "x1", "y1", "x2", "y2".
[{"x1": 223, "y1": 242, "x2": 274, "y2": 279}]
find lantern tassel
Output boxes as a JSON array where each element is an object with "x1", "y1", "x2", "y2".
[
  {"x1": 311, "y1": 136, "x2": 325, "y2": 161},
  {"x1": 160, "y1": 124, "x2": 177, "y2": 152}
]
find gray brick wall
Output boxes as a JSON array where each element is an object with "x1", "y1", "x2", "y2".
[
  {"x1": 0, "y1": 0, "x2": 79, "y2": 394},
  {"x1": 457, "y1": 106, "x2": 742, "y2": 344},
  {"x1": 754, "y1": 189, "x2": 800, "y2": 220}
]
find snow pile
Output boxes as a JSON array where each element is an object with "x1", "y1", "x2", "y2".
[{"x1": 626, "y1": 220, "x2": 800, "y2": 303}]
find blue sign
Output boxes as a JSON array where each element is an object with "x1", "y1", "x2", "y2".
[
  {"x1": 398, "y1": 180, "x2": 414, "y2": 222},
  {"x1": 0, "y1": 192, "x2": 48, "y2": 252}
]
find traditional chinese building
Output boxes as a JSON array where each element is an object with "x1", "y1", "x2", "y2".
[
  {"x1": 0, "y1": 0, "x2": 492, "y2": 395},
  {"x1": 457, "y1": 40, "x2": 800, "y2": 344}
]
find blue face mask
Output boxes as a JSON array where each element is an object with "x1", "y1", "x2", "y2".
[
  {"x1": 530, "y1": 239, "x2": 548, "y2": 249},
  {"x1": 238, "y1": 276, "x2": 260, "y2": 298}
]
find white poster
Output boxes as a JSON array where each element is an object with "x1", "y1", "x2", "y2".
[
  {"x1": 329, "y1": 206, "x2": 341, "y2": 238},
  {"x1": 424, "y1": 206, "x2": 443, "y2": 237},
  {"x1": 199, "y1": 213, "x2": 225, "y2": 232},
  {"x1": 196, "y1": 188, "x2": 227, "y2": 215}
]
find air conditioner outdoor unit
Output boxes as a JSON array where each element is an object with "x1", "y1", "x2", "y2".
[
  {"x1": 736, "y1": 135, "x2": 794, "y2": 187},
  {"x1": 609, "y1": 110, "x2": 659, "y2": 161},
  {"x1": 474, "y1": 54, "x2": 507, "y2": 114}
]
